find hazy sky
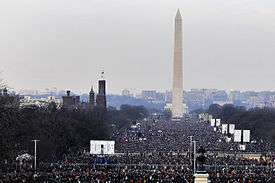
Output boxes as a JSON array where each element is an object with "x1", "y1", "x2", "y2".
[{"x1": 0, "y1": 0, "x2": 275, "y2": 94}]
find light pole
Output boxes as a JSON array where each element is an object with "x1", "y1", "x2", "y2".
[
  {"x1": 32, "y1": 139, "x2": 40, "y2": 172},
  {"x1": 189, "y1": 136, "x2": 193, "y2": 165},
  {"x1": 193, "y1": 140, "x2": 196, "y2": 174}
]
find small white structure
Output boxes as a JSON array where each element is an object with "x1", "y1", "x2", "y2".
[
  {"x1": 210, "y1": 119, "x2": 215, "y2": 127},
  {"x1": 208, "y1": 115, "x2": 213, "y2": 122},
  {"x1": 225, "y1": 136, "x2": 232, "y2": 142},
  {"x1": 215, "y1": 119, "x2": 221, "y2": 126},
  {"x1": 243, "y1": 130, "x2": 251, "y2": 143},
  {"x1": 198, "y1": 113, "x2": 204, "y2": 120},
  {"x1": 221, "y1": 124, "x2": 228, "y2": 134},
  {"x1": 239, "y1": 144, "x2": 246, "y2": 151},
  {"x1": 90, "y1": 140, "x2": 115, "y2": 155},
  {"x1": 229, "y1": 124, "x2": 235, "y2": 134}
]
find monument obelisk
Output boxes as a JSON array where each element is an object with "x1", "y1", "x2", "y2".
[{"x1": 172, "y1": 9, "x2": 184, "y2": 120}]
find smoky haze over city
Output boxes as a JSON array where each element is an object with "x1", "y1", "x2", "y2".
[
  {"x1": 1, "y1": 1, "x2": 275, "y2": 183},
  {"x1": 1, "y1": 0, "x2": 275, "y2": 93}
]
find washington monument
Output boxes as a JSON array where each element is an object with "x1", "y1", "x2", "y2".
[{"x1": 172, "y1": 9, "x2": 184, "y2": 119}]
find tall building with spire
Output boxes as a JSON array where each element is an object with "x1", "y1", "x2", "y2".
[
  {"x1": 89, "y1": 86, "x2": 95, "y2": 110},
  {"x1": 61, "y1": 71, "x2": 108, "y2": 111},
  {"x1": 96, "y1": 71, "x2": 107, "y2": 110},
  {"x1": 172, "y1": 9, "x2": 184, "y2": 120}
]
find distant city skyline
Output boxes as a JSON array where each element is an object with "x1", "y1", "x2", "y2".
[
  {"x1": 1, "y1": 0, "x2": 275, "y2": 94},
  {"x1": 15, "y1": 87, "x2": 275, "y2": 96},
  {"x1": 15, "y1": 87, "x2": 275, "y2": 112}
]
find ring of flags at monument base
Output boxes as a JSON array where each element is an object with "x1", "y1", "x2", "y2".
[{"x1": 199, "y1": 113, "x2": 251, "y2": 151}]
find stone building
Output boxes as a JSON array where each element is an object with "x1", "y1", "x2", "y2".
[
  {"x1": 62, "y1": 90, "x2": 80, "y2": 109},
  {"x1": 96, "y1": 79, "x2": 106, "y2": 109}
]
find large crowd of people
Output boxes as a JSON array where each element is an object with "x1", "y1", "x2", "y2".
[
  {"x1": 1, "y1": 161, "x2": 274, "y2": 182},
  {"x1": 1, "y1": 115, "x2": 275, "y2": 182},
  {"x1": 114, "y1": 117, "x2": 272, "y2": 153}
]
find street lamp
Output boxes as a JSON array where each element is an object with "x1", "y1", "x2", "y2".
[
  {"x1": 193, "y1": 140, "x2": 197, "y2": 174},
  {"x1": 189, "y1": 136, "x2": 193, "y2": 165},
  {"x1": 32, "y1": 139, "x2": 40, "y2": 172}
]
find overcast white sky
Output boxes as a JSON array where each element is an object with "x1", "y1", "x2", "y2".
[{"x1": 0, "y1": 0, "x2": 275, "y2": 94}]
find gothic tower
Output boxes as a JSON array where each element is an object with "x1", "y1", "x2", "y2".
[
  {"x1": 89, "y1": 86, "x2": 95, "y2": 110},
  {"x1": 96, "y1": 72, "x2": 107, "y2": 110}
]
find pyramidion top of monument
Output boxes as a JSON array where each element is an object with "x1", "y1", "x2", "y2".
[{"x1": 175, "y1": 9, "x2": 182, "y2": 20}]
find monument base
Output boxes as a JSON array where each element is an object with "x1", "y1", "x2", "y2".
[{"x1": 194, "y1": 173, "x2": 209, "y2": 183}]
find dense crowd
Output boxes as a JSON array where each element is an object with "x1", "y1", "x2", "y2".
[
  {"x1": 1, "y1": 116, "x2": 275, "y2": 182},
  {"x1": 114, "y1": 118, "x2": 272, "y2": 153},
  {"x1": 55, "y1": 153, "x2": 273, "y2": 167},
  {"x1": 1, "y1": 161, "x2": 274, "y2": 182}
]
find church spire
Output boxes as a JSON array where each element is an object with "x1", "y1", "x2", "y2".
[
  {"x1": 90, "y1": 85, "x2": 94, "y2": 93},
  {"x1": 89, "y1": 84, "x2": 95, "y2": 111}
]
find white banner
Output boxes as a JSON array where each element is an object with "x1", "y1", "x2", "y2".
[
  {"x1": 243, "y1": 130, "x2": 251, "y2": 143},
  {"x1": 234, "y1": 130, "x2": 242, "y2": 142},
  {"x1": 216, "y1": 119, "x2": 221, "y2": 126},
  {"x1": 229, "y1": 124, "x2": 235, "y2": 134},
  {"x1": 221, "y1": 124, "x2": 228, "y2": 134},
  {"x1": 210, "y1": 119, "x2": 215, "y2": 126}
]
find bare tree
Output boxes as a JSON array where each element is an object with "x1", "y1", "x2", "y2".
[
  {"x1": 0, "y1": 78, "x2": 5, "y2": 89},
  {"x1": 0, "y1": 71, "x2": 7, "y2": 89}
]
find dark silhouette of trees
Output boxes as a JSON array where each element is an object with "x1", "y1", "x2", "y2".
[
  {"x1": 207, "y1": 104, "x2": 275, "y2": 147},
  {"x1": 0, "y1": 102, "x2": 148, "y2": 162},
  {"x1": 208, "y1": 104, "x2": 222, "y2": 118},
  {"x1": 107, "y1": 105, "x2": 148, "y2": 129}
]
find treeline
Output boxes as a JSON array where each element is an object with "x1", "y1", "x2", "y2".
[
  {"x1": 207, "y1": 104, "x2": 275, "y2": 146},
  {"x1": 0, "y1": 102, "x2": 148, "y2": 162}
]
